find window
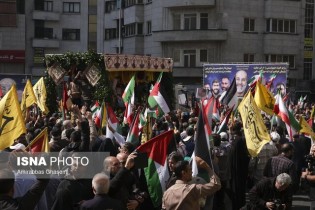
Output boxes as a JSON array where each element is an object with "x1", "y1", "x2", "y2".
[
  {"x1": 265, "y1": 54, "x2": 295, "y2": 68},
  {"x1": 147, "y1": 21, "x2": 152, "y2": 34},
  {"x1": 125, "y1": 0, "x2": 143, "y2": 7},
  {"x1": 304, "y1": 58, "x2": 312, "y2": 80},
  {"x1": 124, "y1": 23, "x2": 143, "y2": 37},
  {"x1": 244, "y1": 18, "x2": 255, "y2": 32},
  {"x1": 184, "y1": 50, "x2": 196, "y2": 67},
  {"x1": 200, "y1": 13, "x2": 208, "y2": 29},
  {"x1": 184, "y1": 14, "x2": 196, "y2": 30},
  {"x1": 137, "y1": 23, "x2": 143, "y2": 35},
  {"x1": 125, "y1": 23, "x2": 135, "y2": 36},
  {"x1": 63, "y1": 2, "x2": 80, "y2": 13},
  {"x1": 105, "y1": 1, "x2": 116, "y2": 13},
  {"x1": 173, "y1": 50, "x2": 180, "y2": 62},
  {"x1": 244, "y1": 54, "x2": 254, "y2": 62},
  {"x1": 105, "y1": 28, "x2": 117, "y2": 40},
  {"x1": 266, "y1": 19, "x2": 296, "y2": 33},
  {"x1": 200, "y1": 50, "x2": 208, "y2": 62},
  {"x1": 62, "y1": 29, "x2": 80, "y2": 40},
  {"x1": 44, "y1": 1, "x2": 53, "y2": 11},
  {"x1": 173, "y1": 14, "x2": 180, "y2": 30},
  {"x1": 35, "y1": 27, "x2": 53, "y2": 39}
]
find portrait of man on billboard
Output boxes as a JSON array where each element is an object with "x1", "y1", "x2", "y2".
[
  {"x1": 221, "y1": 77, "x2": 230, "y2": 92},
  {"x1": 235, "y1": 70, "x2": 247, "y2": 97}
]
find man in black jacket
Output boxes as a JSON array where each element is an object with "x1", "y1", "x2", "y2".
[
  {"x1": 80, "y1": 173, "x2": 122, "y2": 210},
  {"x1": 0, "y1": 169, "x2": 49, "y2": 210},
  {"x1": 246, "y1": 173, "x2": 293, "y2": 210}
]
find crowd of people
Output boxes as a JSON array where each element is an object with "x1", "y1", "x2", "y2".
[{"x1": 1, "y1": 77, "x2": 315, "y2": 210}]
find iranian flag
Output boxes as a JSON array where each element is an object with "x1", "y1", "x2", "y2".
[
  {"x1": 122, "y1": 75, "x2": 135, "y2": 125},
  {"x1": 274, "y1": 94, "x2": 301, "y2": 140},
  {"x1": 148, "y1": 72, "x2": 170, "y2": 117},
  {"x1": 94, "y1": 102, "x2": 107, "y2": 129},
  {"x1": 91, "y1": 101, "x2": 100, "y2": 119},
  {"x1": 266, "y1": 74, "x2": 276, "y2": 90},
  {"x1": 136, "y1": 130, "x2": 174, "y2": 208}
]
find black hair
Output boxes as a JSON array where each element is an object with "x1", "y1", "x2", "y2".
[
  {"x1": 186, "y1": 127, "x2": 194, "y2": 136},
  {"x1": 168, "y1": 151, "x2": 184, "y2": 163},
  {"x1": 121, "y1": 142, "x2": 135, "y2": 154},
  {"x1": 212, "y1": 134, "x2": 221, "y2": 147},
  {"x1": 174, "y1": 160, "x2": 189, "y2": 179},
  {"x1": 70, "y1": 130, "x2": 81, "y2": 142},
  {"x1": 281, "y1": 143, "x2": 294, "y2": 154}
]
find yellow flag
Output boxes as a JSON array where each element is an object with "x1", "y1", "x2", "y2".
[
  {"x1": 299, "y1": 117, "x2": 315, "y2": 139},
  {"x1": 238, "y1": 92, "x2": 271, "y2": 157},
  {"x1": 0, "y1": 85, "x2": 26, "y2": 150},
  {"x1": 33, "y1": 77, "x2": 49, "y2": 114},
  {"x1": 311, "y1": 105, "x2": 315, "y2": 119},
  {"x1": 21, "y1": 79, "x2": 37, "y2": 116},
  {"x1": 27, "y1": 127, "x2": 50, "y2": 153},
  {"x1": 101, "y1": 103, "x2": 107, "y2": 129},
  {"x1": 254, "y1": 80, "x2": 275, "y2": 116}
]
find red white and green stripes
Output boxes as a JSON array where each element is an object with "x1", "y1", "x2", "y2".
[
  {"x1": 122, "y1": 75, "x2": 135, "y2": 125},
  {"x1": 136, "y1": 130, "x2": 173, "y2": 207},
  {"x1": 148, "y1": 72, "x2": 170, "y2": 117}
]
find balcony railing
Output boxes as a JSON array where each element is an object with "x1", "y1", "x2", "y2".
[{"x1": 153, "y1": 29, "x2": 228, "y2": 42}]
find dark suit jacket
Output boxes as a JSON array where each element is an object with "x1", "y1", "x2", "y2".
[
  {"x1": 80, "y1": 194, "x2": 123, "y2": 210},
  {"x1": 0, "y1": 179, "x2": 49, "y2": 210}
]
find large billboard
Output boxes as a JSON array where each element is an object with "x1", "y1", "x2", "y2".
[
  {"x1": 0, "y1": 74, "x2": 32, "y2": 100},
  {"x1": 203, "y1": 63, "x2": 288, "y2": 97}
]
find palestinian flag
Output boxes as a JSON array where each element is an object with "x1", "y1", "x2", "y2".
[
  {"x1": 148, "y1": 72, "x2": 170, "y2": 117},
  {"x1": 27, "y1": 127, "x2": 50, "y2": 153},
  {"x1": 220, "y1": 77, "x2": 238, "y2": 111},
  {"x1": 126, "y1": 111, "x2": 141, "y2": 146},
  {"x1": 136, "y1": 130, "x2": 174, "y2": 208},
  {"x1": 122, "y1": 75, "x2": 135, "y2": 125},
  {"x1": 192, "y1": 104, "x2": 212, "y2": 178}
]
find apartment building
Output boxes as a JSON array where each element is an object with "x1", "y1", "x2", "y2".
[
  {"x1": 103, "y1": 0, "x2": 315, "y2": 96},
  {"x1": 0, "y1": 0, "x2": 314, "y2": 96}
]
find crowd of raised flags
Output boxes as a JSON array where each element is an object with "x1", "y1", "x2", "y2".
[{"x1": 0, "y1": 70, "x2": 314, "y2": 209}]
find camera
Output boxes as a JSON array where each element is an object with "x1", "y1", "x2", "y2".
[{"x1": 273, "y1": 199, "x2": 283, "y2": 210}]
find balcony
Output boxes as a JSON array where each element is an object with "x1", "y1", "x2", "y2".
[
  {"x1": 153, "y1": 29, "x2": 228, "y2": 42},
  {"x1": 33, "y1": 11, "x2": 60, "y2": 21},
  {"x1": 160, "y1": 0, "x2": 215, "y2": 8},
  {"x1": 32, "y1": 38, "x2": 60, "y2": 48}
]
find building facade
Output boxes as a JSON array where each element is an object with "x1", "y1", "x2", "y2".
[{"x1": 0, "y1": 0, "x2": 314, "y2": 98}]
